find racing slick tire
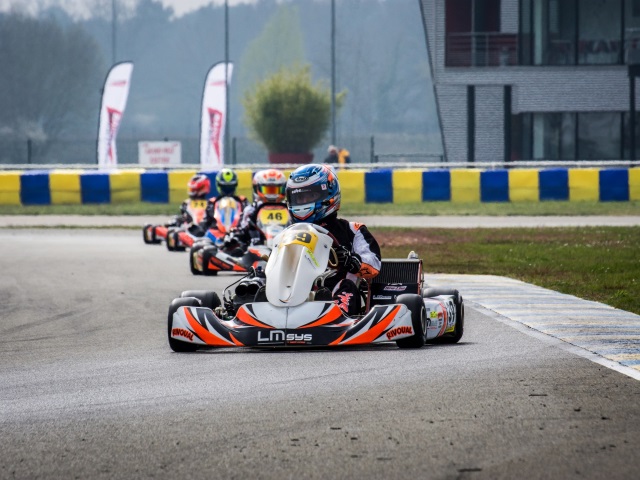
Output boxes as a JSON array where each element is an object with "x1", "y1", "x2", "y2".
[
  {"x1": 423, "y1": 288, "x2": 464, "y2": 344},
  {"x1": 143, "y1": 224, "x2": 160, "y2": 244},
  {"x1": 189, "y1": 246, "x2": 203, "y2": 275},
  {"x1": 166, "y1": 228, "x2": 176, "y2": 251},
  {"x1": 395, "y1": 294, "x2": 427, "y2": 349},
  {"x1": 201, "y1": 248, "x2": 219, "y2": 276},
  {"x1": 180, "y1": 290, "x2": 222, "y2": 311},
  {"x1": 168, "y1": 297, "x2": 200, "y2": 353}
]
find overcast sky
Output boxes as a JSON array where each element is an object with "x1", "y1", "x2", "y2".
[{"x1": 0, "y1": 0, "x2": 260, "y2": 18}]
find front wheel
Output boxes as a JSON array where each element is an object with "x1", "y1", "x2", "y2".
[
  {"x1": 395, "y1": 294, "x2": 426, "y2": 349},
  {"x1": 167, "y1": 297, "x2": 200, "y2": 352},
  {"x1": 180, "y1": 290, "x2": 221, "y2": 311}
]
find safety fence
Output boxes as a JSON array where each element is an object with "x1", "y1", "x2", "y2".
[{"x1": 0, "y1": 167, "x2": 639, "y2": 206}]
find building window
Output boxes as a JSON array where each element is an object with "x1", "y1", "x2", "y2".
[
  {"x1": 622, "y1": 112, "x2": 640, "y2": 159},
  {"x1": 520, "y1": 0, "x2": 625, "y2": 66},
  {"x1": 514, "y1": 112, "x2": 625, "y2": 160},
  {"x1": 446, "y1": 0, "x2": 517, "y2": 66},
  {"x1": 579, "y1": 0, "x2": 622, "y2": 65},
  {"x1": 577, "y1": 113, "x2": 621, "y2": 159}
]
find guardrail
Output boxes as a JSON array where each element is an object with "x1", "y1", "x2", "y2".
[{"x1": 1, "y1": 165, "x2": 638, "y2": 205}]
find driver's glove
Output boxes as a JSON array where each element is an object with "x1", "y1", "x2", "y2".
[{"x1": 336, "y1": 246, "x2": 362, "y2": 274}]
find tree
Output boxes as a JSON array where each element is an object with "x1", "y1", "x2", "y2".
[
  {"x1": 243, "y1": 65, "x2": 344, "y2": 160},
  {"x1": 0, "y1": 13, "x2": 104, "y2": 162}
]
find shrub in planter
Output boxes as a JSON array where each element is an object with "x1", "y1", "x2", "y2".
[{"x1": 243, "y1": 65, "x2": 344, "y2": 164}]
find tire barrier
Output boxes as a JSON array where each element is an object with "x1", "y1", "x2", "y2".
[{"x1": 0, "y1": 167, "x2": 638, "y2": 205}]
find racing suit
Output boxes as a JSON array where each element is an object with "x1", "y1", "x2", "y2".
[
  {"x1": 315, "y1": 212, "x2": 381, "y2": 316},
  {"x1": 201, "y1": 194, "x2": 248, "y2": 231}
]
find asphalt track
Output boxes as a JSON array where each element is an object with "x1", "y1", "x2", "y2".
[{"x1": 1, "y1": 224, "x2": 639, "y2": 479}]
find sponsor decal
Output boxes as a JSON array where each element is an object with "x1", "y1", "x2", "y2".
[
  {"x1": 429, "y1": 311, "x2": 438, "y2": 319},
  {"x1": 386, "y1": 325, "x2": 414, "y2": 340},
  {"x1": 383, "y1": 285, "x2": 407, "y2": 292},
  {"x1": 257, "y1": 330, "x2": 312, "y2": 343},
  {"x1": 172, "y1": 328, "x2": 194, "y2": 341},
  {"x1": 294, "y1": 176, "x2": 308, "y2": 183},
  {"x1": 335, "y1": 292, "x2": 353, "y2": 313},
  {"x1": 372, "y1": 295, "x2": 393, "y2": 300},
  {"x1": 208, "y1": 107, "x2": 223, "y2": 160}
]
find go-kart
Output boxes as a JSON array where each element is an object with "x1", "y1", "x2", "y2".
[
  {"x1": 166, "y1": 196, "x2": 243, "y2": 252},
  {"x1": 168, "y1": 223, "x2": 464, "y2": 352},
  {"x1": 189, "y1": 203, "x2": 291, "y2": 276},
  {"x1": 142, "y1": 198, "x2": 208, "y2": 247}
]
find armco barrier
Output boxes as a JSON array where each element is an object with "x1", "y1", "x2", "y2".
[{"x1": 0, "y1": 167, "x2": 639, "y2": 206}]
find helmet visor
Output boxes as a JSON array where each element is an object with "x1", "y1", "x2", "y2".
[
  {"x1": 259, "y1": 185, "x2": 284, "y2": 196},
  {"x1": 287, "y1": 185, "x2": 326, "y2": 206}
]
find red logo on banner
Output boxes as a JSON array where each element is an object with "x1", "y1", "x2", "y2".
[
  {"x1": 107, "y1": 107, "x2": 122, "y2": 164},
  {"x1": 208, "y1": 108, "x2": 223, "y2": 161}
]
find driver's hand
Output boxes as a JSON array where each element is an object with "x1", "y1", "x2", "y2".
[{"x1": 336, "y1": 246, "x2": 362, "y2": 274}]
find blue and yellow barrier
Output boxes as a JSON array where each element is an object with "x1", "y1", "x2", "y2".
[{"x1": 1, "y1": 167, "x2": 639, "y2": 205}]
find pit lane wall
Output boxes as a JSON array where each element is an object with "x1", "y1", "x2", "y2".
[{"x1": 0, "y1": 167, "x2": 639, "y2": 205}]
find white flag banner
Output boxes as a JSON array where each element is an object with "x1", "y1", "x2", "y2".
[
  {"x1": 200, "y1": 62, "x2": 233, "y2": 169},
  {"x1": 97, "y1": 62, "x2": 134, "y2": 169}
]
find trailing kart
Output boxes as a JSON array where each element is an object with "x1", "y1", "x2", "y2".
[
  {"x1": 143, "y1": 198, "x2": 208, "y2": 247},
  {"x1": 189, "y1": 203, "x2": 291, "y2": 276},
  {"x1": 168, "y1": 223, "x2": 464, "y2": 352},
  {"x1": 168, "y1": 196, "x2": 243, "y2": 252}
]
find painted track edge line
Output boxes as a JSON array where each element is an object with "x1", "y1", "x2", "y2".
[{"x1": 468, "y1": 300, "x2": 640, "y2": 382}]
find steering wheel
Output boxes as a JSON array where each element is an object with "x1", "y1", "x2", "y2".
[{"x1": 328, "y1": 247, "x2": 339, "y2": 269}]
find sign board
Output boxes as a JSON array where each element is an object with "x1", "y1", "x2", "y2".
[{"x1": 138, "y1": 141, "x2": 182, "y2": 166}]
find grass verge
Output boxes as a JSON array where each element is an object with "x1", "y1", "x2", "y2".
[
  {"x1": 0, "y1": 200, "x2": 639, "y2": 216},
  {"x1": 375, "y1": 226, "x2": 640, "y2": 315}
]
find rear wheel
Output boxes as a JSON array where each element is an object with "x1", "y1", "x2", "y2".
[
  {"x1": 423, "y1": 288, "x2": 464, "y2": 344},
  {"x1": 395, "y1": 294, "x2": 426, "y2": 349},
  {"x1": 166, "y1": 228, "x2": 176, "y2": 251},
  {"x1": 167, "y1": 297, "x2": 200, "y2": 352},
  {"x1": 180, "y1": 290, "x2": 221, "y2": 311}
]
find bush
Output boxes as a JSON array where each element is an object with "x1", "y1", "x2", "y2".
[{"x1": 243, "y1": 66, "x2": 344, "y2": 154}]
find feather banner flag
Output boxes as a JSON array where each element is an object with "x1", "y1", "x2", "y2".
[
  {"x1": 97, "y1": 62, "x2": 133, "y2": 169},
  {"x1": 200, "y1": 62, "x2": 233, "y2": 169}
]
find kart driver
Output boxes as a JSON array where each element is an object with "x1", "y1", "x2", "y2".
[
  {"x1": 228, "y1": 168, "x2": 288, "y2": 247},
  {"x1": 202, "y1": 168, "x2": 249, "y2": 231},
  {"x1": 285, "y1": 163, "x2": 381, "y2": 316},
  {"x1": 175, "y1": 173, "x2": 212, "y2": 226}
]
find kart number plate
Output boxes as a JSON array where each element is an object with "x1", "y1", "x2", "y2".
[
  {"x1": 189, "y1": 200, "x2": 208, "y2": 210},
  {"x1": 258, "y1": 207, "x2": 290, "y2": 226},
  {"x1": 281, "y1": 231, "x2": 318, "y2": 252}
]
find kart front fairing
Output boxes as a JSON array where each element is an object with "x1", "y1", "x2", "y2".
[{"x1": 170, "y1": 299, "x2": 415, "y2": 348}]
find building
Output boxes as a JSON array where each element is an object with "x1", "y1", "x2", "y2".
[{"x1": 419, "y1": 0, "x2": 640, "y2": 162}]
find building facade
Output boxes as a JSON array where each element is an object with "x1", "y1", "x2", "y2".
[{"x1": 420, "y1": 0, "x2": 640, "y2": 162}]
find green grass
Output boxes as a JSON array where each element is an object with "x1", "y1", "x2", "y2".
[
  {"x1": 0, "y1": 200, "x2": 639, "y2": 216},
  {"x1": 376, "y1": 226, "x2": 640, "y2": 315}
]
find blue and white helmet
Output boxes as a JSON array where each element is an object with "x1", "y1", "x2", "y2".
[{"x1": 286, "y1": 164, "x2": 341, "y2": 223}]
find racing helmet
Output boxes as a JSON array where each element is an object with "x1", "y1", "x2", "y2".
[
  {"x1": 253, "y1": 168, "x2": 286, "y2": 203},
  {"x1": 187, "y1": 174, "x2": 211, "y2": 199},
  {"x1": 285, "y1": 164, "x2": 341, "y2": 223},
  {"x1": 215, "y1": 168, "x2": 238, "y2": 196}
]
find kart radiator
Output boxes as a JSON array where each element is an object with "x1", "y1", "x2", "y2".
[
  {"x1": 372, "y1": 259, "x2": 422, "y2": 285},
  {"x1": 369, "y1": 259, "x2": 422, "y2": 305}
]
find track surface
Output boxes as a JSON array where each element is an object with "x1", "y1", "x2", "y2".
[{"x1": 1, "y1": 229, "x2": 639, "y2": 479}]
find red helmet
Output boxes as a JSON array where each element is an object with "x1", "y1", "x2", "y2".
[
  {"x1": 187, "y1": 174, "x2": 211, "y2": 199},
  {"x1": 252, "y1": 168, "x2": 286, "y2": 203}
]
